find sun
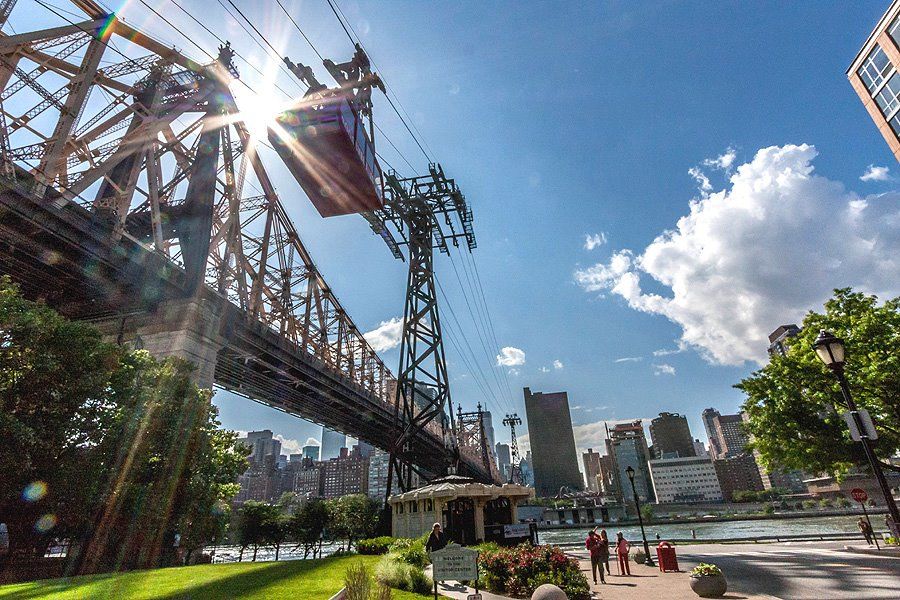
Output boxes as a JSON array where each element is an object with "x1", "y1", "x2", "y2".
[{"x1": 234, "y1": 84, "x2": 292, "y2": 141}]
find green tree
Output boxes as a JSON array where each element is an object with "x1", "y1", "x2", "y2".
[
  {"x1": 639, "y1": 503, "x2": 654, "y2": 523},
  {"x1": 0, "y1": 276, "x2": 124, "y2": 558},
  {"x1": 326, "y1": 494, "x2": 379, "y2": 550},
  {"x1": 235, "y1": 501, "x2": 283, "y2": 561},
  {"x1": 288, "y1": 499, "x2": 329, "y2": 558},
  {"x1": 739, "y1": 289, "x2": 900, "y2": 478},
  {"x1": 0, "y1": 278, "x2": 248, "y2": 571}
]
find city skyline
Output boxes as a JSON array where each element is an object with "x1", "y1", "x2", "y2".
[{"x1": 195, "y1": 1, "x2": 900, "y2": 454}]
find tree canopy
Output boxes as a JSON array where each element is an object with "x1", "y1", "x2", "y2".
[
  {"x1": 0, "y1": 277, "x2": 248, "y2": 572},
  {"x1": 739, "y1": 288, "x2": 900, "y2": 478}
]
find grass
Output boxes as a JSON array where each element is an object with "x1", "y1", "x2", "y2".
[{"x1": 0, "y1": 555, "x2": 432, "y2": 600}]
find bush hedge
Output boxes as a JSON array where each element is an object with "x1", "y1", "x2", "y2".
[
  {"x1": 357, "y1": 536, "x2": 396, "y2": 555},
  {"x1": 375, "y1": 554, "x2": 433, "y2": 594},
  {"x1": 388, "y1": 537, "x2": 429, "y2": 568},
  {"x1": 478, "y1": 544, "x2": 590, "y2": 600}
]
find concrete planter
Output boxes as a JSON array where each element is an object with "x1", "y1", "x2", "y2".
[{"x1": 689, "y1": 573, "x2": 727, "y2": 598}]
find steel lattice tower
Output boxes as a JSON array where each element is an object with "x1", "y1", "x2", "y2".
[{"x1": 503, "y1": 413, "x2": 523, "y2": 484}]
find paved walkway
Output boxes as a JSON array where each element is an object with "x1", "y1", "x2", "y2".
[
  {"x1": 433, "y1": 541, "x2": 900, "y2": 599},
  {"x1": 574, "y1": 556, "x2": 778, "y2": 599}
]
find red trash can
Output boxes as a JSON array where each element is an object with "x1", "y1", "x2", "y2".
[{"x1": 656, "y1": 541, "x2": 679, "y2": 572}]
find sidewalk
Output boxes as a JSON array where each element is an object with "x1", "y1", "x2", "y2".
[
  {"x1": 842, "y1": 543, "x2": 900, "y2": 557},
  {"x1": 428, "y1": 559, "x2": 781, "y2": 600},
  {"x1": 575, "y1": 556, "x2": 781, "y2": 600}
]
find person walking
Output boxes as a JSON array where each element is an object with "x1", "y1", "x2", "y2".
[
  {"x1": 858, "y1": 517, "x2": 874, "y2": 545},
  {"x1": 585, "y1": 528, "x2": 606, "y2": 584},
  {"x1": 599, "y1": 529, "x2": 611, "y2": 577},
  {"x1": 615, "y1": 531, "x2": 631, "y2": 576},
  {"x1": 426, "y1": 522, "x2": 447, "y2": 554}
]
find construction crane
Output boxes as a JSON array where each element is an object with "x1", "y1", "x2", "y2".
[
  {"x1": 503, "y1": 413, "x2": 523, "y2": 484},
  {"x1": 268, "y1": 43, "x2": 480, "y2": 497}
]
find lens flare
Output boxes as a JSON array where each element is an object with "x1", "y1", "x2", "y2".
[
  {"x1": 34, "y1": 514, "x2": 57, "y2": 533},
  {"x1": 22, "y1": 481, "x2": 48, "y2": 502}
]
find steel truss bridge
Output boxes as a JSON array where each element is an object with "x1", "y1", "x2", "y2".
[{"x1": 0, "y1": 0, "x2": 497, "y2": 485}]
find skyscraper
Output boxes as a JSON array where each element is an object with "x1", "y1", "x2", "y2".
[
  {"x1": 523, "y1": 387, "x2": 583, "y2": 496},
  {"x1": 302, "y1": 444, "x2": 320, "y2": 461},
  {"x1": 649, "y1": 412, "x2": 696, "y2": 459},
  {"x1": 606, "y1": 421, "x2": 655, "y2": 503},
  {"x1": 483, "y1": 411, "x2": 497, "y2": 452},
  {"x1": 849, "y1": 1, "x2": 900, "y2": 162},
  {"x1": 701, "y1": 408, "x2": 723, "y2": 459},
  {"x1": 582, "y1": 448, "x2": 602, "y2": 492},
  {"x1": 495, "y1": 442, "x2": 511, "y2": 480},
  {"x1": 320, "y1": 427, "x2": 346, "y2": 461}
]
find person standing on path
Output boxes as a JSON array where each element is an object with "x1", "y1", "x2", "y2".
[
  {"x1": 426, "y1": 522, "x2": 447, "y2": 554},
  {"x1": 615, "y1": 531, "x2": 631, "y2": 576},
  {"x1": 599, "y1": 529, "x2": 611, "y2": 577},
  {"x1": 585, "y1": 528, "x2": 606, "y2": 584},
  {"x1": 858, "y1": 517, "x2": 874, "y2": 545}
]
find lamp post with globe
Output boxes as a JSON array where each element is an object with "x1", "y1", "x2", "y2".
[{"x1": 625, "y1": 466, "x2": 655, "y2": 566}]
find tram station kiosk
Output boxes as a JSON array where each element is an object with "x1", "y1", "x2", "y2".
[{"x1": 389, "y1": 475, "x2": 534, "y2": 545}]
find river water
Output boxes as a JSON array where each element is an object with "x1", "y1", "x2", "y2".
[{"x1": 537, "y1": 515, "x2": 869, "y2": 546}]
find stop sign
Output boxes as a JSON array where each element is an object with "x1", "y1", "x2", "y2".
[{"x1": 850, "y1": 488, "x2": 868, "y2": 503}]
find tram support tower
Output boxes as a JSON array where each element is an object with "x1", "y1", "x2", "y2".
[{"x1": 504, "y1": 413, "x2": 523, "y2": 484}]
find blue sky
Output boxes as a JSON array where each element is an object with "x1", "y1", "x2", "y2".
[{"x1": 11, "y1": 1, "x2": 900, "y2": 459}]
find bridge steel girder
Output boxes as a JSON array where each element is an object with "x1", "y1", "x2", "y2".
[{"x1": 0, "y1": 2, "x2": 492, "y2": 484}]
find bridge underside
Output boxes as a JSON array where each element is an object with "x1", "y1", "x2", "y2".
[{"x1": 0, "y1": 182, "x2": 490, "y2": 482}]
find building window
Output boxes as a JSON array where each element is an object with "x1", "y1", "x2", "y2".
[
  {"x1": 877, "y1": 72, "x2": 900, "y2": 116},
  {"x1": 858, "y1": 46, "x2": 893, "y2": 93},
  {"x1": 890, "y1": 112, "x2": 900, "y2": 137},
  {"x1": 891, "y1": 15, "x2": 900, "y2": 47}
]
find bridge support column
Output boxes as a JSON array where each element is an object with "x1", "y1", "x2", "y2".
[{"x1": 96, "y1": 296, "x2": 224, "y2": 388}]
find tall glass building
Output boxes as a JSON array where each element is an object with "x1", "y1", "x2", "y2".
[
  {"x1": 849, "y1": 0, "x2": 900, "y2": 162},
  {"x1": 523, "y1": 387, "x2": 583, "y2": 497}
]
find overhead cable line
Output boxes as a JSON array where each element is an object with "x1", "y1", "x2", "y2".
[
  {"x1": 275, "y1": 0, "x2": 324, "y2": 62},
  {"x1": 323, "y1": 0, "x2": 432, "y2": 163},
  {"x1": 166, "y1": 0, "x2": 295, "y2": 101},
  {"x1": 445, "y1": 250, "x2": 514, "y2": 412}
]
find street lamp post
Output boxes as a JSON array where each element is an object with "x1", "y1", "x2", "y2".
[
  {"x1": 625, "y1": 466, "x2": 655, "y2": 566},
  {"x1": 813, "y1": 330, "x2": 900, "y2": 538}
]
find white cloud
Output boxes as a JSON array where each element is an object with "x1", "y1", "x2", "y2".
[
  {"x1": 496, "y1": 346, "x2": 526, "y2": 367},
  {"x1": 273, "y1": 434, "x2": 302, "y2": 455},
  {"x1": 575, "y1": 144, "x2": 900, "y2": 366},
  {"x1": 614, "y1": 356, "x2": 642, "y2": 363},
  {"x1": 508, "y1": 368, "x2": 521, "y2": 376},
  {"x1": 703, "y1": 147, "x2": 737, "y2": 171},
  {"x1": 653, "y1": 363, "x2": 676, "y2": 376},
  {"x1": 552, "y1": 359, "x2": 564, "y2": 370},
  {"x1": 652, "y1": 346, "x2": 684, "y2": 357},
  {"x1": 538, "y1": 366, "x2": 550, "y2": 373},
  {"x1": 364, "y1": 317, "x2": 403, "y2": 352},
  {"x1": 688, "y1": 166, "x2": 712, "y2": 195},
  {"x1": 304, "y1": 437, "x2": 320, "y2": 447},
  {"x1": 584, "y1": 232, "x2": 608, "y2": 250},
  {"x1": 860, "y1": 164, "x2": 891, "y2": 182}
]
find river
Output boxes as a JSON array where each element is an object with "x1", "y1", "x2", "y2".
[{"x1": 536, "y1": 515, "x2": 871, "y2": 545}]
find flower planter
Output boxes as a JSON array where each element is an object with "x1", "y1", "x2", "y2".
[{"x1": 689, "y1": 573, "x2": 727, "y2": 598}]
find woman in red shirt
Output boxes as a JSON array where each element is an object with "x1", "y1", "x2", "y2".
[{"x1": 615, "y1": 531, "x2": 631, "y2": 576}]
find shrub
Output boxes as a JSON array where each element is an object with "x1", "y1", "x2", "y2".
[
  {"x1": 762, "y1": 504, "x2": 775, "y2": 515},
  {"x1": 345, "y1": 561, "x2": 372, "y2": 600},
  {"x1": 631, "y1": 549, "x2": 646, "y2": 564},
  {"x1": 802, "y1": 500, "x2": 818, "y2": 510},
  {"x1": 372, "y1": 582, "x2": 393, "y2": 600},
  {"x1": 374, "y1": 554, "x2": 433, "y2": 593},
  {"x1": 819, "y1": 498, "x2": 834, "y2": 509},
  {"x1": 836, "y1": 498, "x2": 852, "y2": 508},
  {"x1": 388, "y1": 538, "x2": 428, "y2": 567},
  {"x1": 690, "y1": 563, "x2": 722, "y2": 577},
  {"x1": 478, "y1": 544, "x2": 590, "y2": 600},
  {"x1": 358, "y1": 536, "x2": 396, "y2": 555}
]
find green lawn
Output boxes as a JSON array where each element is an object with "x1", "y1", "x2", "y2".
[{"x1": 0, "y1": 555, "x2": 431, "y2": 600}]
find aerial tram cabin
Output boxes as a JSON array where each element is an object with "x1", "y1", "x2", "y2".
[{"x1": 269, "y1": 95, "x2": 383, "y2": 218}]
